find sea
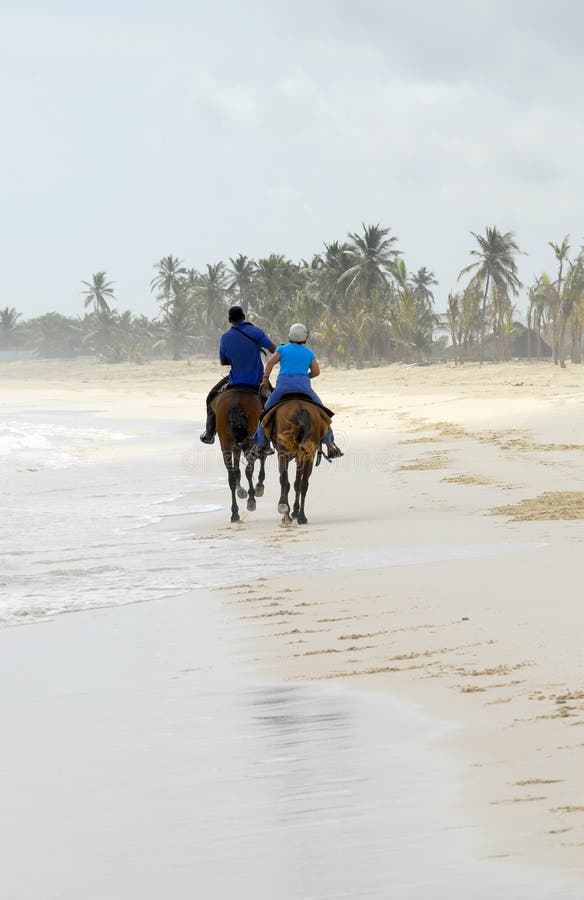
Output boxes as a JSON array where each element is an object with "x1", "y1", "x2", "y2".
[{"x1": 0, "y1": 405, "x2": 581, "y2": 898}]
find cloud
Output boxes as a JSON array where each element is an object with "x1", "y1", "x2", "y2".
[{"x1": 2, "y1": 1, "x2": 584, "y2": 316}]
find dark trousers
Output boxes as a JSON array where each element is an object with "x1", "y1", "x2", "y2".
[{"x1": 205, "y1": 376, "x2": 230, "y2": 411}]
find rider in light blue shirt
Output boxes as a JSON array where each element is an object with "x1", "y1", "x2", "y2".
[{"x1": 253, "y1": 323, "x2": 343, "y2": 459}]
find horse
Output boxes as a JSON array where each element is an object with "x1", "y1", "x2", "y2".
[
  {"x1": 267, "y1": 398, "x2": 330, "y2": 525},
  {"x1": 214, "y1": 387, "x2": 268, "y2": 523}
]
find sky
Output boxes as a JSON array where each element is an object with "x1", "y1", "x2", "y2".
[{"x1": 1, "y1": 0, "x2": 583, "y2": 319}]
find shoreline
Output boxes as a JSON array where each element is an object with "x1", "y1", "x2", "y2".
[{"x1": 3, "y1": 358, "x2": 584, "y2": 885}]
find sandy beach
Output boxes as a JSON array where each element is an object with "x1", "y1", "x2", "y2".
[{"x1": 2, "y1": 357, "x2": 584, "y2": 895}]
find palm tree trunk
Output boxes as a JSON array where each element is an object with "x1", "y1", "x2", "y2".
[
  {"x1": 479, "y1": 274, "x2": 490, "y2": 365},
  {"x1": 558, "y1": 308, "x2": 567, "y2": 368},
  {"x1": 570, "y1": 317, "x2": 579, "y2": 364}
]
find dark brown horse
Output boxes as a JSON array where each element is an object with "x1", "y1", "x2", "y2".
[
  {"x1": 214, "y1": 388, "x2": 268, "y2": 523},
  {"x1": 266, "y1": 399, "x2": 330, "y2": 524}
]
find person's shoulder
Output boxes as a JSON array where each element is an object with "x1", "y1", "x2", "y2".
[
  {"x1": 247, "y1": 322, "x2": 271, "y2": 341},
  {"x1": 275, "y1": 343, "x2": 286, "y2": 354},
  {"x1": 304, "y1": 345, "x2": 316, "y2": 358}
]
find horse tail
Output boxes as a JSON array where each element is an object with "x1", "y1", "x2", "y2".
[
  {"x1": 294, "y1": 408, "x2": 317, "y2": 461},
  {"x1": 295, "y1": 408, "x2": 312, "y2": 444},
  {"x1": 228, "y1": 403, "x2": 249, "y2": 445}
]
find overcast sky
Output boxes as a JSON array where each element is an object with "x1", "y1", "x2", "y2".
[{"x1": 1, "y1": 0, "x2": 583, "y2": 319}]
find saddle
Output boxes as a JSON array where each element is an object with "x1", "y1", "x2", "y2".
[
  {"x1": 224, "y1": 383, "x2": 262, "y2": 395},
  {"x1": 211, "y1": 383, "x2": 262, "y2": 412},
  {"x1": 261, "y1": 394, "x2": 334, "y2": 441},
  {"x1": 260, "y1": 392, "x2": 334, "y2": 422}
]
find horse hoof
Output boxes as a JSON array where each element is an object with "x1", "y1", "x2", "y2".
[
  {"x1": 231, "y1": 514, "x2": 240, "y2": 523},
  {"x1": 255, "y1": 484, "x2": 264, "y2": 498},
  {"x1": 277, "y1": 502, "x2": 289, "y2": 515},
  {"x1": 291, "y1": 509, "x2": 298, "y2": 520},
  {"x1": 237, "y1": 487, "x2": 247, "y2": 499},
  {"x1": 247, "y1": 498, "x2": 256, "y2": 512},
  {"x1": 297, "y1": 514, "x2": 308, "y2": 525},
  {"x1": 281, "y1": 515, "x2": 292, "y2": 525}
]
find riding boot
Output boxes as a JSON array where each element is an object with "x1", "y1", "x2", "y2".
[
  {"x1": 326, "y1": 442, "x2": 344, "y2": 460},
  {"x1": 199, "y1": 409, "x2": 216, "y2": 444}
]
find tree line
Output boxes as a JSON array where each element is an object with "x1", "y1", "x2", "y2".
[{"x1": 2, "y1": 224, "x2": 584, "y2": 367}]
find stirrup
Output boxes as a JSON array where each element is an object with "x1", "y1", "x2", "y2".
[{"x1": 325, "y1": 443, "x2": 343, "y2": 460}]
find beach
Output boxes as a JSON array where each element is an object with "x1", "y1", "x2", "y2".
[{"x1": 2, "y1": 357, "x2": 584, "y2": 896}]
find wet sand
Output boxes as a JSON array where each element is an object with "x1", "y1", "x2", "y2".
[
  {"x1": 1, "y1": 590, "x2": 582, "y2": 899},
  {"x1": 2, "y1": 357, "x2": 584, "y2": 890}
]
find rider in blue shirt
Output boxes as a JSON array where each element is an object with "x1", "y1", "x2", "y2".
[
  {"x1": 200, "y1": 306, "x2": 275, "y2": 444},
  {"x1": 253, "y1": 323, "x2": 343, "y2": 459}
]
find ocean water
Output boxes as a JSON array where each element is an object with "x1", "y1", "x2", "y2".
[
  {"x1": 1, "y1": 409, "x2": 544, "y2": 626},
  {"x1": 0, "y1": 417, "x2": 130, "y2": 470}
]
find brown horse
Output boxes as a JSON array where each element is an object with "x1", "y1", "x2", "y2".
[
  {"x1": 267, "y1": 399, "x2": 330, "y2": 524},
  {"x1": 214, "y1": 388, "x2": 268, "y2": 523}
]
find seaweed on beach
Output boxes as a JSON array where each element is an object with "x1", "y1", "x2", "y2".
[{"x1": 491, "y1": 491, "x2": 584, "y2": 521}]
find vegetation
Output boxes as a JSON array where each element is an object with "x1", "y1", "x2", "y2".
[{"x1": 4, "y1": 224, "x2": 584, "y2": 366}]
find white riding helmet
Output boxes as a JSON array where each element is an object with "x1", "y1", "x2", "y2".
[{"x1": 288, "y1": 322, "x2": 309, "y2": 343}]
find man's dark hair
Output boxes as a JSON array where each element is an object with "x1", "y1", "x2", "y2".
[{"x1": 228, "y1": 306, "x2": 245, "y2": 323}]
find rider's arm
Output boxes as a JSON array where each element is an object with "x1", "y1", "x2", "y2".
[
  {"x1": 219, "y1": 334, "x2": 230, "y2": 367},
  {"x1": 309, "y1": 358, "x2": 320, "y2": 379},
  {"x1": 261, "y1": 351, "x2": 280, "y2": 382}
]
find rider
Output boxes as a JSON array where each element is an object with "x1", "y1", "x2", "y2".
[
  {"x1": 200, "y1": 305, "x2": 276, "y2": 444},
  {"x1": 253, "y1": 322, "x2": 344, "y2": 459}
]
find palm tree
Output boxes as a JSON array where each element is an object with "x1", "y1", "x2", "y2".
[
  {"x1": 0, "y1": 307, "x2": 21, "y2": 346},
  {"x1": 253, "y1": 254, "x2": 303, "y2": 337},
  {"x1": 444, "y1": 293, "x2": 461, "y2": 365},
  {"x1": 227, "y1": 254, "x2": 257, "y2": 310},
  {"x1": 410, "y1": 267, "x2": 438, "y2": 310},
  {"x1": 558, "y1": 251, "x2": 584, "y2": 367},
  {"x1": 547, "y1": 237, "x2": 570, "y2": 365},
  {"x1": 529, "y1": 273, "x2": 558, "y2": 361},
  {"x1": 459, "y1": 227, "x2": 523, "y2": 364},
  {"x1": 198, "y1": 262, "x2": 228, "y2": 331},
  {"x1": 341, "y1": 223, "x2": 400, "y2": 301},
  {"x1": 151, "y1": 255, "x2": 187, "y2": 310},
  {"x1": 82, "y1": 307, "x2": 117, "y2": 360},
  {"x1": 154, "y1": 280, "x2": 199, "y2": 360},
  {"x1": 549, "y1": 236, "x2": 570, "y2": 300},
  {"x1": 81, "y1": 272, "x2": 116, "y2": 315},
  {"x1": 315, "y1": 241, "x2": 353, "y2": 314}
]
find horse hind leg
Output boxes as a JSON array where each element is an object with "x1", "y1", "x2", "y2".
[
  {"x1": 278, "y1": 455, "x2": 291, "y2": 522},
  {"x1": 244, "y1": 452, "x2": 256, "y2": 511},
  {"x1": 227, "y1": 459, "x2": 240, "y2": 523},
  {"x1": 297, "y1": 458, "x2": 314, "y2": 525},
  {"x1": 291, "y1": 465, "x2": 302, "y2": 520},
  {"x1": 255, "y1": 452, "x2": 267, "y2": 498},
  {"x1": 229, "y1": 449, "x2": 246, "y2": 522}
]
